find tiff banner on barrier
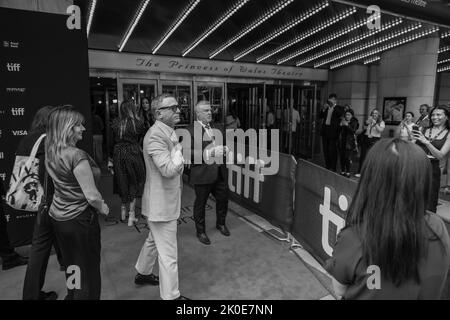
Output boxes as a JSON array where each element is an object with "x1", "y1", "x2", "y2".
[
  {"x1": 0, "y1": 8, "x2": 91, "y2": 246},
  {"x1": 291, "y1": 159, "x2": 358, "y2": 264},
  {"x1": 227, "y1": 151, "x2": 296, "y2": 233}
]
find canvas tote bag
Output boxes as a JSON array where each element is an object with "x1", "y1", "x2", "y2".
[{"x1": 6, "y1": 134, "x2": 46, "y2": 212}]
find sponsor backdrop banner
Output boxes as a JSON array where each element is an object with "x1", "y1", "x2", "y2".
[
  {"x1": 0, "y1": 7, "x2": 91, "y2": 246},
  {"x1": 292, "y1": 159, "x2": 358, "y2": 264},
  {"x1": 227, "y1": 152, "x2": 296, "y2": 232}
]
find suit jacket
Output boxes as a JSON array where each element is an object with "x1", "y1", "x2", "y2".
[
  {"x1": 416, "y1": 115, "x2": 430, "y2": 129},
  {"x1": 187, "y1": 121, "x2": 227, "y2": 185},
  {"x1": 319, "y1": 104, "x2": 345, "y2": 139},
  {"x1": 142, "y1": 121, "x2": 183, "y2": 222}
]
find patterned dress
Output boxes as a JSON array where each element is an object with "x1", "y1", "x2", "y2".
[{"x1": 110, "y1": 118, "x2": 146, "y2": 203}]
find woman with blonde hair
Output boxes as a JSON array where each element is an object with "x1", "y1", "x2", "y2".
[
  {"x1": 109, "y1": 100, "x2": 146, "y2": 225},
  {"x1": 46, "y1": 105, "x2": 109, "y2": 300}
]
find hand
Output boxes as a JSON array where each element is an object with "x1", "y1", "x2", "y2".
[
  {"x1": 100, "y1": 201, "x2": 109, "y2": 216},
  {"x1": 412, "y1": 129, "x2": 429, "y2": 145},
  {"x1": 107, "y1": 159, "x2": 114, "y2": 175}
]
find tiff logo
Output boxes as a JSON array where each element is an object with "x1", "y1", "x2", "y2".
[
  {"x1": 0, "y1": 173, "x2": 5, "y2": 181},
  {"x1": 0, "y1": 130, "x2": 2, "y2": 138},
  {"x1": 0, "y1": 152, "x2": 3, "y2": 159},
  {"x1": 11, "y1": 108, "x2": 25, "y2": 116},
  {"x1": 6, "y1": 63, "x2": 21, "y2": 72},
  {"x1": 319, "y1": 186, "x2": 347, "y2": 256}
]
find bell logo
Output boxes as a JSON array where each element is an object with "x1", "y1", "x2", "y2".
[
  {"x1": 6, "y1": 63, "x2": 21, "y2": 72},
  {"x1": 11, "y1": 108, "x2": 25, "y2": 116}
]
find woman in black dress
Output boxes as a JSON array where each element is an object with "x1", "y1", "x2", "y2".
[
  {"x1": 413, "y1": 105, "x2": 450, "y2": 213},
  {"x1": 110, "y1": 100, "x2": 146, "y2": 225},
  {"x1": 338, "y1": 109, "x2": 359, "y2": 177}
]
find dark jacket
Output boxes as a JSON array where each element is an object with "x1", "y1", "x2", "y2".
[
  {"x1": 319, "y1": 104, "x2": 345, "y2": 139},
  {"x1": 339, "y1": 118, "x2": 359, "y2": 151},
  {"x1": 187, "y1": 122, "x2": 227, "y2": 185}
]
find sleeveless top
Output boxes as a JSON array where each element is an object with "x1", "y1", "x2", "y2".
[{"x1": 416, "y1": 129, "x2": 449, "y2": 160}]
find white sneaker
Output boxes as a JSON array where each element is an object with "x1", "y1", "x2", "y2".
[{"x1": 354, "y1": 174, "x2": 361, "y2": 178}]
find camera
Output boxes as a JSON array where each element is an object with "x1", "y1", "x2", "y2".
[{"x1": 412, "y1": 125, "x2": 419, "y2": 131}]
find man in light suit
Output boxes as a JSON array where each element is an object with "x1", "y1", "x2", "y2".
[
  {"x1": 134, "y1": 93, "x2": 188, "y2": 300},
  {"x1": 188, "y1": 101, "x2": 230, "y2": 245}
]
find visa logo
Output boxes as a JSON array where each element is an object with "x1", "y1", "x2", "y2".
[{"x1": 12, "y1": 130, "x2": 28, "y2": 136}]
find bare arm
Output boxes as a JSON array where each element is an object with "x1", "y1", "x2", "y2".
[
  {"x1": 416, "y1": 130, "x2": 450, "y2": 160},
  {"x1": 73, "y1": 159, "x2": 108, "y2": 214}
]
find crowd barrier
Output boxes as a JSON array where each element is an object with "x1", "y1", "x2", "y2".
[
  {"x1": 291, "y1": 159, "x2": 357, "y2": 264},
  {"x1": 227, "y1": 152, "x2": 296, "y2": 232}
]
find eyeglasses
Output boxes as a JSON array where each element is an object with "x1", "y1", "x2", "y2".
[{"x1": 158, "y1": 105, "x2": 180, "y2": 112}]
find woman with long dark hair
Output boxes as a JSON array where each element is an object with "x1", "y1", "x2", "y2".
[
  {"x1": 338, "y1": 109, "x2": 359, "y2": 177},
  {"x1": 326, "y1": 138, "x2": 450, "y2": 299},
  {"x1": 110, "y1": 100, "x2": 146, "y2": 225},
  {"x1": 413, "y1": 105, "x2": 450, "y2": 212},
  {"x1": 137, "y1": 97, "x2": 154, "y2": 132}
]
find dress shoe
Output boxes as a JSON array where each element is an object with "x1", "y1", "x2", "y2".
[
  {"x1": 39, "y1": 291, "x2": 58, "y2": 300},
  {"x1": 2, "y1": 253, "x2": 28, "y2": 270},
  {"x1": 196, "y1": 232, "x2": 211, "y2": 245},
  {"x1": 135, "y1": 273, "x2": 159, "y2": 286},
  {"x1": 216, "y1": 225, "x2": 230, "y2": 236},
  {"x1": 174, "y1": 295, "x2": 190, "y2": 300}
]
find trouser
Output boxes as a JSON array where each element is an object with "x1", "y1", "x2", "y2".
[
  {"x1": 429, "y1": 159, "x2": 441, "y2": 213},
  {"x1": 358, "y1": 137, "x2": 380, "y2": 173},
  {"x1": 339, "y1": 148, "x2": 352, "y2": 173},
  {"x1": 22, "y1": 207, "x2": 64, "y2": 300},
  {"x1": 135, "y1": 219, "x2": 180, "y2": 300},
  {"x1": 0, "y1": 204, "x2": 14, "y2": 257},
  {"x1": 322, "y1": 136, "x2": 338, "y2": 172},
  {"x1": 52, "y1": 207, "x2": 101, "y2": 300},
  {"x1": 193, "y1": 171, "x2": 228, "y2": 234}
]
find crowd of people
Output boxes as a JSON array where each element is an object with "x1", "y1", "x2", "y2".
[
  {"x1": 319, "y1": 94, "x2": 450, "y2": 211},
  {"x1": 0, "y1": 93, "x2": 231, "y2": 300},
  {"x1": 1, "y1": 90, "x2": 450, "y2": 300}
]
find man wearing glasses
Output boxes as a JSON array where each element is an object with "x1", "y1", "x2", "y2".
[
  {"x1": 134, "y1": 93, "x2": 188, "y2": 300},
  {"x1": 188, "y1": 101, "x2": 230, "y2": 245}
]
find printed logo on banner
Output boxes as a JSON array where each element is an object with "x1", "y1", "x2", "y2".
[
  {"x1": 3, "y1": 41, "x2": 19, "y2": 48},
  {"x1": 0, "y1": 152, "x2": 4, "y2": 159},
  {"x1": 319, "y1": 186, "x2": 347, "y2": 256},
  {"x1": 6, "y1": 88, "x2": 26, "y2": 93},
  {"x1": 0, "y1": 130, "x2": 2, "y2": 138},
  {"x1": 11, "y1": 108, "x2": 25, "y2": 116},
  {"x1": 0, "y1": 173, "x2": 6, "y2": 181},
  {"x1": 11, "y1": 130, "x2": 28, "y2": 136},
  {"x1": 6, "y1": 63, "x2": 21, "y2": 72}
]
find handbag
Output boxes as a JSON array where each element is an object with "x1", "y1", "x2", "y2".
[{"x1": 6, "y1": 134, "x2": 46, "y2": 212}]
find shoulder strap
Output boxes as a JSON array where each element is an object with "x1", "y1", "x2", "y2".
[{"x1": 23, "y1": 134, "x2": 46, "y2": 169}]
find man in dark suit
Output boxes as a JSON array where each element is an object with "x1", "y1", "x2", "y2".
[
  {"x1": 187, "y1": 101, "x2": 229, "y2": 245},
  {"x1": 318, "y1": 93, "x2": 344, "y2": 172}
]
